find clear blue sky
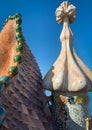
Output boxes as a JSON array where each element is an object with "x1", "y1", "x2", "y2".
[{"x1": 0, "y1": 0, "x2": 92, "y2": 115}]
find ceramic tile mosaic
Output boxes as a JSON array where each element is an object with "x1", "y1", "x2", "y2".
[{"x1": 51, "y1": 93, "x2": 90, "y2": 130}]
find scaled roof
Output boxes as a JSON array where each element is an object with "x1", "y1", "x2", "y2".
[{"x1": 0, "y1": 15, "x2": 53, "y2": 130}]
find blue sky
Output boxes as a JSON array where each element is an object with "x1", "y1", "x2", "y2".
[{"x1": 0, "y1": 0, "x2": 92, "y2": 115}]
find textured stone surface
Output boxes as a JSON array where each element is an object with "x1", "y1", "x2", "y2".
[{"x1": 0, "y1": 18, "x2": 53, "y2": 130}]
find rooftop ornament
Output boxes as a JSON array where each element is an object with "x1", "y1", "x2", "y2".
[
  {"x1": 43, "y1": 1, "x2": 92, "y2": 92},
  {"x1": 56, "y1": 1, "x2": 76, "y2": 24},
  {"x1": 0, "y1": 13, "x2": 52, "y2": 130},
  {"x1": 0, "y1": 13, "x2": 23, "y2": 127},
  {"x1": 43, "y1": 1, "x2": 92, "y2": 130}
]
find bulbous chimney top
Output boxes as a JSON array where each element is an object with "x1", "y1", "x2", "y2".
[{"x1": 43, "y1": 1, "x2": 92, "y2": 92}]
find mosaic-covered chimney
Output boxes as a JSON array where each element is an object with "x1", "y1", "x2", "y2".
[{"x1": 43, "y1": 1, "x2": 92, "y2": 130}]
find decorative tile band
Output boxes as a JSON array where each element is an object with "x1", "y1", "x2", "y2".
[
  {"x1": 0, "y1": 13, "x2": 23, "y2": 126},
  {"x1": 60, "y1": 95, "x2": 83, "y2": 105}
]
